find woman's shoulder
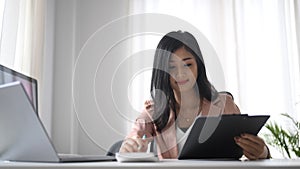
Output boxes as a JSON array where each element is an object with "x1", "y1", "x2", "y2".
[
  {"x1": 202, "y1": 92, "x2": 240, "y2": 115},
  {"x1": 217, "y1": 92, "x2": 235, "y2": 102},
  {"x1": 216, "y1": 92, "x2": 240, "y2": 114},
  {"x1": 209, "y1": 92, "x2": 234, "y2": 104}
]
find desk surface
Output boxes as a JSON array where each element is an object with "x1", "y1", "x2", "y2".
[{"x1": 0, "y1": 159, "x2": 300, "y2": 169}]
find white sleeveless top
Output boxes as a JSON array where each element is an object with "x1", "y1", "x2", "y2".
[{"x1": 176, "y1": 112, "x2": 202, "y2": 153}]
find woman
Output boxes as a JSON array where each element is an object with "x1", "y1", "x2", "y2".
[{"x1": 119, "y1": 30, "x2": 270, "y2": 160}]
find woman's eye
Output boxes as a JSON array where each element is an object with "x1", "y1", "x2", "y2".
[
  {"x1": 184, "y1": 63, "x2": 192, "y2": 67},
  {"x1": 169, "y1": 66, "x2": 175, "y2": 69}
]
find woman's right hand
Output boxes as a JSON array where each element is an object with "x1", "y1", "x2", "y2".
[{"x1": 119, "y1": 137, "x2": 149, "y2": 153}]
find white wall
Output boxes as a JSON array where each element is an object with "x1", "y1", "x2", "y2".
[
  {"x1": 52, "y1": 0, "x2": 77, "y2": 154},
  {"x1": 41, "y1": 0, "x2": 55, "y2": 138},
  {"x1": 51, "y1": 0, "x2": 132, "y2": 155}
]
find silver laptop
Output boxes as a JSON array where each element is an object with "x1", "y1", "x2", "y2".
[{"x1": 0, "y1": 81, "x2": 115, "y2": 162}]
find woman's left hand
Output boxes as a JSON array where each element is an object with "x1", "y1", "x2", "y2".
[{"x1": 234, "y1": 133, "x2": 269, "y2": 160}]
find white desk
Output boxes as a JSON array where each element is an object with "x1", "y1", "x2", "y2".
[{"x1": 0, "y1": 159, "x2": 300, "y2": 169}]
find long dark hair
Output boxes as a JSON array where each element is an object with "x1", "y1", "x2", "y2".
[{"x1": 150, "y1": 30, "x2": 218, "y2": 132}]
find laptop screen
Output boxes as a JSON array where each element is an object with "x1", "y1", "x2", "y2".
[{"x1": 0, "y1": 64, "x2": 38, "y2": 114}]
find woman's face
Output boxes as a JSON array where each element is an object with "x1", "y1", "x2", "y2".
[{"x1": 169, "y1": 47, "x2": 198, "y2": 94}]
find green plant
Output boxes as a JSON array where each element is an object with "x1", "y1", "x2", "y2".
[{"x1": 264, "y1": 113, "x2": 300, "y2": 158}]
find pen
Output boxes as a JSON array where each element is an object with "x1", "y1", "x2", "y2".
[
  {"x1": 138, "y1": 134, "x2": 147, "y2": 151},
  {"x1": 143, "y1": 134, "x2": 151, "y2": 153}
]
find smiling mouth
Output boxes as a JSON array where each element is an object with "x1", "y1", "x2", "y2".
[{"x1": 176, "y1": 80, "x2": 189, "y2": 85}]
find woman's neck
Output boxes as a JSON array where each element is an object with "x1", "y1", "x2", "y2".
[
  {"x1": 174, "y1": 89, "x2": 200, "y2": 110},
  {"x1": 174, "y1": 88, "x2": 202, "y2": 128}
]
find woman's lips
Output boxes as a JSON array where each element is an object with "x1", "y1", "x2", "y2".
[{"x1": 176, "y1": 80, "x2": 189, "y2": 85}]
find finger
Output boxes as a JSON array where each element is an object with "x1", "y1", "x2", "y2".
[
  {"x1": 136, "y1": 131, "x2": 152, "y2": 140},
  {"x1": 122, "y1": 144, "x2": 134, "y2": 152},
  {"x1": 119, "y1": 147, "x2": 127, "y2": 153},
  {"x1": 235, "y1": 136, "x2": 256, "y2": 148},
  {"x1": 119, "y1": 141, "x2": 128, "y2": 153},
  {"x1": 135, "y1": 138, "x2": 145, "y2": 151},
  {"x1": 124, "y1": 138, "x2": 140, "y2": 152},
  {"x1": 235, "y1": 136, "x2": 261, "y2": 154},
  {"x1": 120, "y1": 142, "x2": 134, "y2": 153},
  {"x1": 237, "y1": 136, "x2": 264, "y2": 151},
  {"x1": 119, "y1": 142, "x2": 131, "y2": 153},
  {"x1": 235, "y1": 140, "x2": 257, "y2": 160},
  {"x1": 137, "y1": 138, "x2": 151, "y2": 152},
  {"x1": 128, "y1": 137, "x2": 149, "y2": 152},
  {"x1": 235, "y1": 137, "x2": 263, "y2": 159},
  {"x1": 242, "y1": 136, "x2": 265, "y2": 156},
  {"x1": 136, "y1": 132, "x2": 153, "y2": 149},
  {"x1": 241, "y1": 133, "x2": 265, "y2": 145},
  {"x1": 243, "y1": 150, "x2": 257, "y2": 160}
]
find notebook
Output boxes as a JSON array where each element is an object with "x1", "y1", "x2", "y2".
[
  {"x1": 0, "y1": 81, "x2": 115, "y2": 162},
  {"x1": 178, "y1": 114, "x2": 270, "y2": 160}
]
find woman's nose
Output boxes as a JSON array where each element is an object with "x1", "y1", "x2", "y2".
[{"x1": 175, "y1": 66, "x2": 186, "y2": 78}]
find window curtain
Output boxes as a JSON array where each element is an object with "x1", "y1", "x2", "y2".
[
  {"x1": 128, "y1": 0, "x2": 300, "y2": 156},
  {"x1": 0, "y1": 0, "x2": 51, "y2": 133},
  {"x1": 232, "y1": 0, "x2": 300, "y2": 119}
]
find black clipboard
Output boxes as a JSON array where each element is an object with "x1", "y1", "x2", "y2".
[{"x1": 178, "y1": 114, "x2": 270, "y2": 160}]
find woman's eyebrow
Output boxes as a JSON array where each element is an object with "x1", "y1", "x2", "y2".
[
  {"x1": 182, "y1": 57, "x2": 192, "y2": 61},
  {"x1": 169, "y1": 57, "x2": 193, "y2": 63}
]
